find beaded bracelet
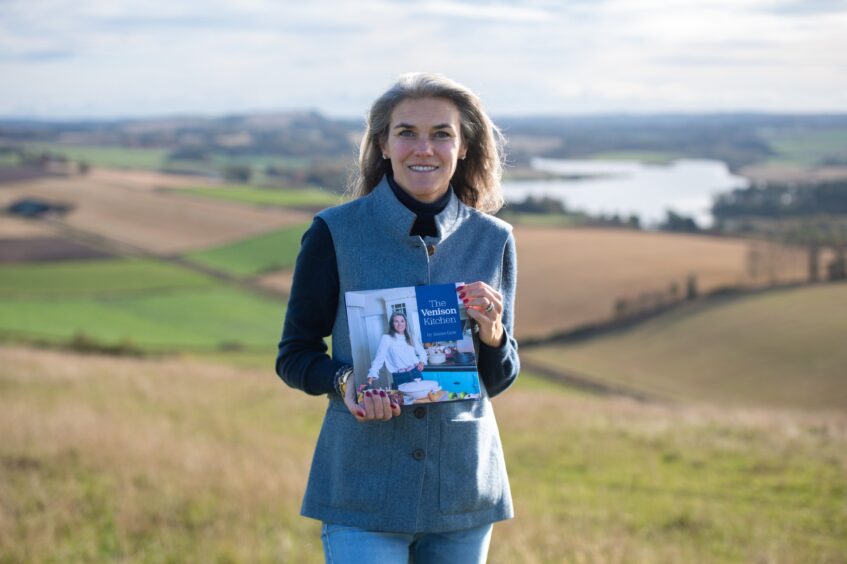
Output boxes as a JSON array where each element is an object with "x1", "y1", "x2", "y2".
[{"x1": 334, "y1": 365, "x2": 354, "y2": 399}]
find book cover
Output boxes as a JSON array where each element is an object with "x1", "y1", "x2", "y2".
[{"x1": 345, "y1": 282, "x2": 481, "y2": 405}]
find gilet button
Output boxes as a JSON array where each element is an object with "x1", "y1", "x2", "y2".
[
  {"x1": 426, "y1": 244, "x2": 436, "y2": 256},
  {"x1": 412, "y1": 448, "x2": 425, "y2": 461},
  {"x1": 413, "y1": 406, "x2": 426, "y2": 419}
]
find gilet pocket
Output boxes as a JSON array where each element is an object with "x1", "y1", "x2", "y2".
[
  {"x1": 439, "y1": 416, "x2": 503, "y2": 515},
  {"x1": 310, "y1": 404, "x2": 395, "y2": 513}
]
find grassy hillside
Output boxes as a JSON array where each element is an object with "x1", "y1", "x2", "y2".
[
  {"x1": 1, "y1": 346, "x2": 845, "y2": 562},
  {"x1": 177, "y1": 185, "x2": 340, "y2": 209},
  {"x1": 0, "y1": 259, "x2": 217, "y2": 297},
  {"x1": 523, "y1": 283, "x2": 847, "y2": 409},
  {"x1": 186, "y1": 223, "x2": 309, "y2": 277},
  {"x1": 0, "y1": 288, "x2": 284, "y2": 351},
  {"x1": 0, "y1": 258, "x2": 285, "y2": 352}
]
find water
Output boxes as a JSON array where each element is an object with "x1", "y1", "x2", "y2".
[{"x1": 502, "y1": 158, "x2": 749, "y2": 228}]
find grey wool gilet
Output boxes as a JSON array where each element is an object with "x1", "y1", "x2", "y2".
[{"x1": 301, "y1": 176, "x2": 519, "y2": 533}]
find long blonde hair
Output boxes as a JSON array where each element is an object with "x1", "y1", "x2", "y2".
[{"x1": 349, "y1": 72, "x2": 506, "y2": 214}]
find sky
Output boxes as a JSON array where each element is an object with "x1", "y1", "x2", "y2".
[{"x1": 1, "y1": 0, "x2": 846, "y2": 119}]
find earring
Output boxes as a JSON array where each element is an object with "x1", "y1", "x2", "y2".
[{"x1": 382, "y1": 154, "x2": 389, "y2": 160}]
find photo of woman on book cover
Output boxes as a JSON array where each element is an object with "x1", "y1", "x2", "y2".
[{"x1": 366, "y1": 311, "x2": 427, "y2": 389}]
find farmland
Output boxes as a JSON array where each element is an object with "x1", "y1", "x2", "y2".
[
  {"x1": 523, "y1": 283, "x2": 847, "y2": 409},
  {"x1": 22, "y1": 143, "x2": 169, "y2": 170},
  {"x1": 0, "y1": 259, "x2": 216, "y2": 297},
  {"x1": 186, "y1": 224, "x2": 309, "y2": 277},
  {"x1": 0, "y1": 174, "x2": 310, "y2": 254},
  {"x1": 0, "y1": 256, "x2": 284, "y2": 351},
  {"x1": 0, "y1": 151, "x2": 845, "y2": 562},
  {"x1": 0, "y1": 287, "x2": 284, "y2": 351},
  {"x1": 1, "y1": 345, "x2": 844, "y2": 563},
  {"x1": 512, "y1": 226, "x2": 808, "y2": 339},
  {"x1": 176, "y1": 185, "x2": 341, "y2": 209},
  {"x1": 0, "y1": 168, "x2": 821, "y2": 355}
]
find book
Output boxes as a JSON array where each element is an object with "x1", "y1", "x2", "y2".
[{"x1": 345, "y1": 282, "x2": 481, "y2": 405}]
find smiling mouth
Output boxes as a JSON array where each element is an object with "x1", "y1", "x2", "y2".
[{"x1": 408, "y1": 165, "x2": 438, "y2": 172}]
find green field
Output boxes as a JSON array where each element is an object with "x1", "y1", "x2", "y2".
[
  {"x1": 0, "y1": 288, "x2": 284, "y2": 351},
  {"x1": 496, "y1": 211, "x2": 580, "y2": 228},
  {"x1": 0, "y1": 259, "x2": 285, "y2": 351},
  {"x1": 524, "y1": 283, "x2": 847, "y2": 409},
  {"x1": 0, "y1": 259, "x2": 217, "y2": 298},
  {"x1": 759, "y1": 128, "x2": 847, "y2": 166},
  {"x1": 178, "y1": 185, "x2": 340, "y2": 209},
  {"x1": 1, "y1": 346, "x2": 844, "y2": 562},
  {"x1": 23, "y1": 143, "x2": 169, "y2": 170},
  {"x1": 185, "y1": 223, "x2": 309, "y2": 277}
]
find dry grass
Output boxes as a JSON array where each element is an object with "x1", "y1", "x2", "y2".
[
  {"x1": 0, "y1": 345, "x2": 322, "y2": 562},
  {"x1": 2, "y1": 345, "x2": 845, "y2": 562},
  {"x1": 513, "y1": 227, "x2": 809, "y2": 339},
  {"x1": 0, "y1": 173, "x2": 311, "y2": 254}
]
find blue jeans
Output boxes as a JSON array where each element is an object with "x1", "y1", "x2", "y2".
[
  {"x1": 391, "y1": 368, "x2": 423, "y2": 389},
  {"x1": 321, "y1": 522, "x2": 493, "y2": 564}
]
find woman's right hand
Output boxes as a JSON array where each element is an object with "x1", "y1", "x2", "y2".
[{"x1": 344, "y1": 383, "x2": 401, "y2": 422}]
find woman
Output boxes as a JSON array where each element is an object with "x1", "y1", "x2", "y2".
[
  {"x1": 367, "y1": 312, "x2": 427, "y2": 389},
  {"x1": 276, "y1": 72, "x2": 519, "y2": 563}
]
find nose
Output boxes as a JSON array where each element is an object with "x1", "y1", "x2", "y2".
[{"x1": 413, "y1": 137, "x2": 434, "y2": 156}]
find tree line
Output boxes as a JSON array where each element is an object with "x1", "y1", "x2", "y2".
[{"x1": 713, "y1": 180, "x2": 847, "y2": 219}]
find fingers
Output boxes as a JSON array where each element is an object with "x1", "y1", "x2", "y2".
[
  {"x1": 460, "y1": 281, "x2": 505, "y2": 347},
  {"x1": 457, "y1": 282, "x2": 503, "y2": 317},
  {"x1": 343, "y1": 395, "x2": 367, "y2": 420},
  {"x1": 357, "y1": 389, "x2": 397, "y2": 422}
]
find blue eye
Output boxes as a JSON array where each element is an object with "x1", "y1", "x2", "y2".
[{"x1": 399, "y1": 130, "x2": 415, "y2": 137}]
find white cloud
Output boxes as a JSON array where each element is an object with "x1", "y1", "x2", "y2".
[{"x1": 0, "y1": 0, "x2": 845, "y2": 117}]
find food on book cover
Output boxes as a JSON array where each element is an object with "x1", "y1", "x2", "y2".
[{"x1": 345, "y1": 283, "x2": 481, "y2": 405}]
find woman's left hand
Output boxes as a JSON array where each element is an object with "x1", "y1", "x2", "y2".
[{"x1": 458, "y1": 282, "x2": 504, "y2": 348}]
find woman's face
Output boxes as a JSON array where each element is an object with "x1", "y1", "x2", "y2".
[
  {"x1": 392, "y1": 315, "x2": 406, "y2": 334},
  {"x1": 381, "y1": 97, "x2": 467, "y2": 203}
]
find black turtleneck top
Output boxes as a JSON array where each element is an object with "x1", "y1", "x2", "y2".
[
  {"x1": 386, "y1": 173, "x2": 451, "y2": 237},
  {"x1": 276, "y1": 177, "x2": 502, "y2": 396}
]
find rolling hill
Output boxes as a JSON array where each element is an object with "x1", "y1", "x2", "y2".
[
  {"x1": 523, "y1": 283, "x2": 847, "y2": 409},
  {"x1": 1, "y1": 345, "x2": 844, "y2": 562}
]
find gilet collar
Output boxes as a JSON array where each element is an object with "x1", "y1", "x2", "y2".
[{"x1": 369, "y1": 175, "x2": 467, "y2": 246}]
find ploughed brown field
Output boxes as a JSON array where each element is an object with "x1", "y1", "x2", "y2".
[
  {"x1": 512, "y1": 226, "x2": 809, "y2": 339},
  {"x1": 0, "y1": 216, "x2": 58, "y2": 238},
  {"x1": 0, "y1": 237, "x2": 115, "y2": 263},
  {"x1": 0, "y1": 173, "x2": 311, "y2": 255}
]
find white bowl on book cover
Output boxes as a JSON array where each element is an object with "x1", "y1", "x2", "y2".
[
  {"x1": 428, "y1": 353, "x2": 446, "y2": 364},
  {"x1": 398, "y1": 379, "x2": 440, "y2": 401}
]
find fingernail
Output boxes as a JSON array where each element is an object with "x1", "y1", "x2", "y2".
[
  {"x1": 457, "y1": 284, "x2": 465, "y2": 290},
  {"x1": 357, "y1": 409, "x2": 366, "y2": 417},
  {"x1": 379, "y1": 390, "x2": 386, "y2": 397},
  {"x1": 462, "y1": 298, "x2": 468, "y2": 304},
  {"x1": 365, "y1": 390, "x2": 372, "y2": 397}
]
